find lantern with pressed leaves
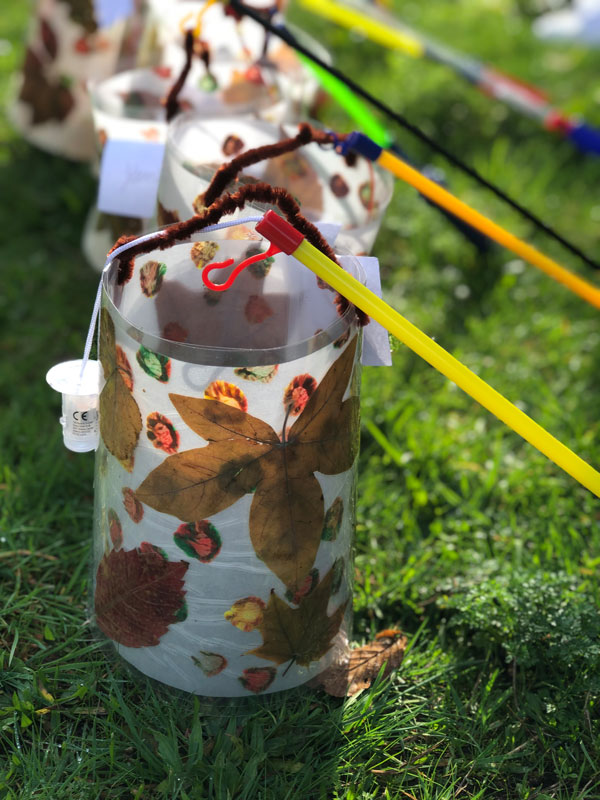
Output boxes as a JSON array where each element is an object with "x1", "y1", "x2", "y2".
[
  {"x1": 83, "y1": 52, "x2": 295, "y2": 269},
  {"x1": 9, "y1": 0, "x2": 136, "y2": 161},
  {"x1": 157, "y1": 115, "x2": 394, "y2": 256},
  {"x1": 93, "y1": 199, "x2": 366, "y2": 697}
]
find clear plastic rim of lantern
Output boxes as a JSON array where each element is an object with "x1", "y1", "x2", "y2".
[
  {"x1": 89, "y1": 64, "x2": 284, "y2": 123},
  {"x1": 164, "y1": 113, "x2": 395, "y2": 230},
  {"x1": 102, "y1": 229, "x2": 367, "y2": 367}
]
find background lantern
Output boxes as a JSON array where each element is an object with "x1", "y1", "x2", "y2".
[
  {"x1": 157, "y1": 115, "x2": 394, "y2": 255},
  {"x1": 9, "y1": 0, "x2": 135, "y2": 161},
  {"x1": 82, "y1": 61, "x2": 290, "y2": 269}
]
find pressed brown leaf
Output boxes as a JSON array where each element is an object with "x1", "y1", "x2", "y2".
[
  {"x1": 316, "y1": 630, "x2": 407, "y2": 697},
  {"x1": 19, "y1": 47, "x2": 75, "y2": 124},
  {"x1": 136, "y1": 441, "x2": 265, "y2": 520},
  {"x1": 95, "y1": 542, "x2": 189, "y2": 648},
  {"x1": 294, "y1": 396, "x2": 360, "y2": 476},
  {"x1": 263, "y1": 151, "x2": 324, "y2": 215},
  {"x1": 170, "y1": 394, "x2": 277, "y2": 443},
  {"x1": 246, "y1": 565, "x2": 347, "y2": 668},
  {"x1": 99, "y1": 309, "x2": 142, "y2": 471},
  {"x1": 40, "y1": 19, "x2": 58, "y2": 60},
  {"x1": 136, "y1": 338, "x2": 358, "y2": 591},
  {"x1": 250, "y1": 462, "x2": 325, "y2": 587},
  {"x1": 289, "y1": 338, "x2": 356, "y2": 442},
  {"x1": 249, "y1": 463, "x2": 324, "y2": 589}
]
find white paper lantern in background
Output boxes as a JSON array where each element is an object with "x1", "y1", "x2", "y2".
[
  {"x1": 9, "y1": 0, "x2": 133, "y2": 161},
  {"x1": 93, "y1": 228, "x2": 364, "y2": 697}
]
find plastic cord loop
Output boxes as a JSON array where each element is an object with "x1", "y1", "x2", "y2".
[{"x1": 202, "y1": 242, "x2": 281, "y2": 291}]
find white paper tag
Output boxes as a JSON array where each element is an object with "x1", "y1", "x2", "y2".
[
  {"x1": 93, "y1": 0, "x2": 134, "y2": 28},
  {"x1": 314, "y1": 221, "x2": 343, "y2": 247},
  {"x1": 339, "y1": 256, "x2": 392, "y2": 367},
  {"x1": 97, "y1": 139, "x2": 165, "y2": 219}
]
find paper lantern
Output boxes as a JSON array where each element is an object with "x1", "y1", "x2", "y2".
[
  {"x1": 157, "y1": 115, "x2": 394, "y2": 254},
  {"x1": 9, "y1": 0, "x2": 134, "y2": 161},
  {"x1": 93, "y1": 228, "x2": 363, "y2": 696},
  {"x1": 82, "y1": 63, "x2": 291, "y2": 269}
]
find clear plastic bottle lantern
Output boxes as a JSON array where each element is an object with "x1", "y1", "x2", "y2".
[
  {"x1": 93, "y1": 228, "x2": 363, "y2": 696},
  {"x1": 157, "y1": 115, "x2": 394, "y2": 255},
  {"x1": 136, "y1": 0, "x2": 328, "y2": 114},
  {"x1": 83, "y1": 63, "x2": 290, "y2": 270}
]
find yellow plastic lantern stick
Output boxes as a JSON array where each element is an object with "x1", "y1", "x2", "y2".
[
  {"x1": 255, "y1": 211, "x2": 600, "y2": 498},
  {"x1": 299, "y1": 0, "x2": 424, "y2": 57},
  {"x1": 342, "y1": 133, "x2": 600, "y2": 309}
]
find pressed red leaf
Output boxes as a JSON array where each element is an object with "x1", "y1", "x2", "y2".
[
  {"x1": 108, "y1": 509, "x2": 123, "y2": 549},
  {"x1": 239, "y1": 667, "x2": 276, "y2": 694},
  {"x1": 95, "y1": 543, "x2": 189, "y2": 647},
  {"x1": 285, "y1": 568, "x2": 319, "y2": 605},
  {"x1": 222, "y1": 135, "x2": 244, "y2": 156},
  {"x1": 163, "y1": 321, "x2": 188, "y2": 342},
  {"x1": 245, "y1": 295, "x2": 274, "y2": 324},
  {"x1": 283, "y1": 374, "x2": 317, "y2": 416},
  {"x1": 330, "y1": 174, "x2": 349, "y2": 198},
  {"x1": 40, "y1": 18, "x2": 58, "y2": 59},
  {"x1": 122, "y1": 487, "x2": 144, "y2": 523},
  {"x1": 146, "y1": 412, "x2": 179, "y2": 455},
  {"x1": 174, "y1": 520, "x2": 221, "y2": 562}
]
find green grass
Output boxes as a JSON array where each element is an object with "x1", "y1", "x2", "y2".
[{"x1": 2, "y1": 0, "x2": 600, "y2": 797}]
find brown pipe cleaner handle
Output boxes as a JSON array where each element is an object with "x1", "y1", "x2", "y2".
[
  {"x1": 201, "y1": 123, "x2": 347, "y2": 207},
  {"x1": 109, "y1": 182, "x2": 368, "y2": 325},
  {"x1": 112, "y1": 182, "x2": 338, "y2": 283}
]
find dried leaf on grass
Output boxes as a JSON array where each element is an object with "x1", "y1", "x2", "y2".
[{"x1": 315, "y1": 630, "x2": 407, "y2": 697}]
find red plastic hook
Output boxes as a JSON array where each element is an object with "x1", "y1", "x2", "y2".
[{"x1": 201, "y1": 241, "x2": 281, "y2": 291}]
